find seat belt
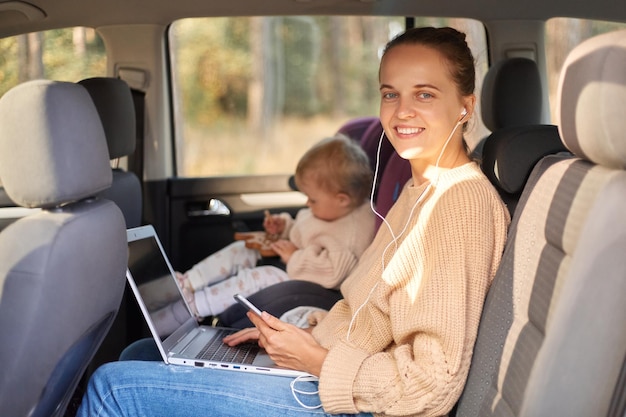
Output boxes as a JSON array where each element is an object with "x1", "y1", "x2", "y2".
[{"x1": 128, "y1": 88, "x2": 145, "y2": 183}]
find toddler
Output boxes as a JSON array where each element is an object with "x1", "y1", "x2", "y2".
[{"x1": 156, "y1": 134, "x2": 376, "y2": 333}]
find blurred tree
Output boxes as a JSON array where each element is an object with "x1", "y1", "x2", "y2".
[
  {"x1": 248, "y1": 17, "x2": 265, "y2": 136},
  {"x1": 18, "y1": 33, "x2": 43, "y2": 82},
  {"x1": 73, "y1": 27, "x2": 86, "y2": 56},
  {"x1": 0, "y1": 37, "x2": 19, "y2": 96},
  {"x1": 172, "y1": 18, "x2": 250, "y2": 126}
]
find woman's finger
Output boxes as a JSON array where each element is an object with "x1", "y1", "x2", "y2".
[{"x1": 222, "y1": 327, "x2": 260, "y2": 346}]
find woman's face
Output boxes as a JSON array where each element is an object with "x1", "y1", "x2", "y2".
[{"x1": 379, "y1": 44, "x2": 473, "y2": 169}]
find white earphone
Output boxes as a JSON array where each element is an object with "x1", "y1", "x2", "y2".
[{"x1": 459, "y1": 108, "x2": 468, "y2": 122}]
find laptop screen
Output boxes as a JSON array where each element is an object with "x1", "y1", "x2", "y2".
[{"x1": 127, "y1": 233, "x2": 194, "y2": 337}]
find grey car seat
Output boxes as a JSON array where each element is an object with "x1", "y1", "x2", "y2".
[
  {"x1": 477, "y1": 57, "x2": 566, "y2": 216},
  {"x1": 471, "y1": 57, "x2": 543, "y2": 160},
  {"x1": 481, "y1": 57, "x2": 543, "y2": 132},
  {"x1": 0, "y1": 80, "x2": 128, "y2": 417},
  {"x1": 77, "y1": 77, "x2": 145, "y2": 380},
  {"x1": 79, "y1": 77, "x2": 142, "y2": 228},
  {"x1": 480, "y1": 124, "x2": 568, "y2": 216},
  {"x1": 455, "y1": 29, "x2": 626, "y2": 417}
]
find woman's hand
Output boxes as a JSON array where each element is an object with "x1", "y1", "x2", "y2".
[
  {"x1": 249, "y1": 311, "x2": 328, "y2": 376},
  {"x1": 223, "y1": 327, "x2": 261, "y2": 346}
]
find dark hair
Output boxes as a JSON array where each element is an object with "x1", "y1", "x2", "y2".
[
  {"x1": 382, "y1": 26, "x2": 475, "y2": 98},
  {"x1": 295, "y1": 134, "x2": 373, "y2": 206}
]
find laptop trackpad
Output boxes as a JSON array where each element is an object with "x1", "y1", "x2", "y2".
[{"x1": 253, "y1": 352, "x2": 278, "y2": 368}]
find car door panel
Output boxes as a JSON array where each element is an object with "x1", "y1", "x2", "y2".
[{"x1": 166, "y1": 174, "x2": 305, "y2": 272}]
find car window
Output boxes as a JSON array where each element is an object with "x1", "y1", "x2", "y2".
[
  {"x1": 545, "y1": 18, "x2": 626, "y2": 121},
  {"x1": 0, "y1": 27, "x2": 105, "y2": 97},
  {"x1": 169, "y1": 17, "x2": 489, "y2": 177}
]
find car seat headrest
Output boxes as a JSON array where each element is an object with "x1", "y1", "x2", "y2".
[
  {"x1": 0, "y1": 80, "x2": 112, "y2": 208},
  {"x1": 557, "y1": 29, "x2": 626, "y2": 169},
  {"x1": 79, "y1": 77, "x2": 137, "y2": 160},
  {"x1": 336, "y1": 116, "x2": 378, "y2": 143},
  {"x1": 481, "y1": 124, "x2": 567, "y2": 195},
  {"x1": 481, "y1": 57, "x2": 543, "y2": 131}
]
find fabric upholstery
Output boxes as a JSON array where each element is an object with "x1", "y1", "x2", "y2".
[
  {"x1": 100, "y1": 170, "x2": 142, "y2": 227},
  {"x1": 480, "y1": 124, "x2": 568, "y2": 214},
  {"x1": 79, "y1": 77, "x2": 142, "y2": 228},
  {"x1": 373, "y1": 152, "x2": 412, "y2": 229},
  {"x1": 481, "y1": 125, "x2": 565, "y2": 195},
  {"x1": 78, "y1": 77, "x2": 143, "y2": 378},
  {"x1": 336, "y1": 116, "x2": 378, "y2": 143},
  {"x1": 472, "y1": 57, "x2": 543, "y2": 160},
  {"x1": 556, "y1": 29, "x2": 626, "y2": 168},
  {"x1": 358, "y1": 119, "x2": 394, "y2": 176},
  {"x1": 477, "y1": 57, "x2": 563, "y2": 216},
  {"x1": 0, "y1": 80, "x2": 127, "y2": 416},
  {"x1": 79, "y1": 77, "x2": 137, "y2": 159},
  {"x1": 481, "y1": 57, "x2": 543, "y2": 132},
  {"x1": 0, "y1": 80, "x2": 112, "y2": 208},
  {"x1": 519, "y1": 158, "x2": 626, "y2": 416},
  {"x1": 455, "y1": 29, "x2": 626, "y2": 417}
]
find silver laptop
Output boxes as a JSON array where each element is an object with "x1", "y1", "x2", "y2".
[{"x1": 126, "y1": 224, "x2": 309, "y2": 378}]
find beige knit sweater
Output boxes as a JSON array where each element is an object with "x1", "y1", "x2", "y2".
[{"x1": 311, "y1": 162, "x2": 510, "y2": 417}]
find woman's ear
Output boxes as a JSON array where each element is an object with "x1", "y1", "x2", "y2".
[{"x1": 461, "y1": 94, "x2": 476, "y2": 121}]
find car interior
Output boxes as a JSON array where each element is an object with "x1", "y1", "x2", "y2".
[{"x1": 0, "y1": 0, "x2": 624, "y2": 416}]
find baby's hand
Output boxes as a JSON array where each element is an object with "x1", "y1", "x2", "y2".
[
  {"x1": 270, "y1": 239, "x2": 297, "y2": 263},
  {"x1": 263, "y1": 210, "x2": 285, "y2": 237}
]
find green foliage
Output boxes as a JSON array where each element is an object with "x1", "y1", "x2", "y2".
[
  {"x1": 0, "y1": 38, "x2": 19, "y2": 97},
  {"x1": 281, "y1": 16, "x2": 320, "y2": 116},
  {"x1": 0, "y1": 28, "x2": 105, "y2": 98},
  {"x1": 171, "y1": 16, "x2": 399, "y2": 129},
  {"x1": 172, "y1": 18, "x2": 251, "y2": 125},
  {"x1": 43, "y1": 28, "x2": 106, "y2": 81}
]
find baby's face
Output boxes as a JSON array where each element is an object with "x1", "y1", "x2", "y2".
[{"x1": 298, "y1": 179, "x2": 350, "y2": 222}]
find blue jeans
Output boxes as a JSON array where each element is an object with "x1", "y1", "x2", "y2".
[
  {"x1": 77, "y1": 359, "x2": 374, "y2": 417},
  {"x1": 117, "y1": 338, "x2": 161, "y2": 361}
]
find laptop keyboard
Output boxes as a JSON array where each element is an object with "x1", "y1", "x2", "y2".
[{"x1": 196, "y1": 328, "x2": 258, "y2": 364}]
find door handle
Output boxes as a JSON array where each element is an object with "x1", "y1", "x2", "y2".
[{"x1": 187, "y1": 198, "x2": 231, "y2": 217}]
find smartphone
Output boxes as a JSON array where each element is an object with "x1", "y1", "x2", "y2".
[{"x1": 233, "y1": 293, "x2": 263, "y2": 317}]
